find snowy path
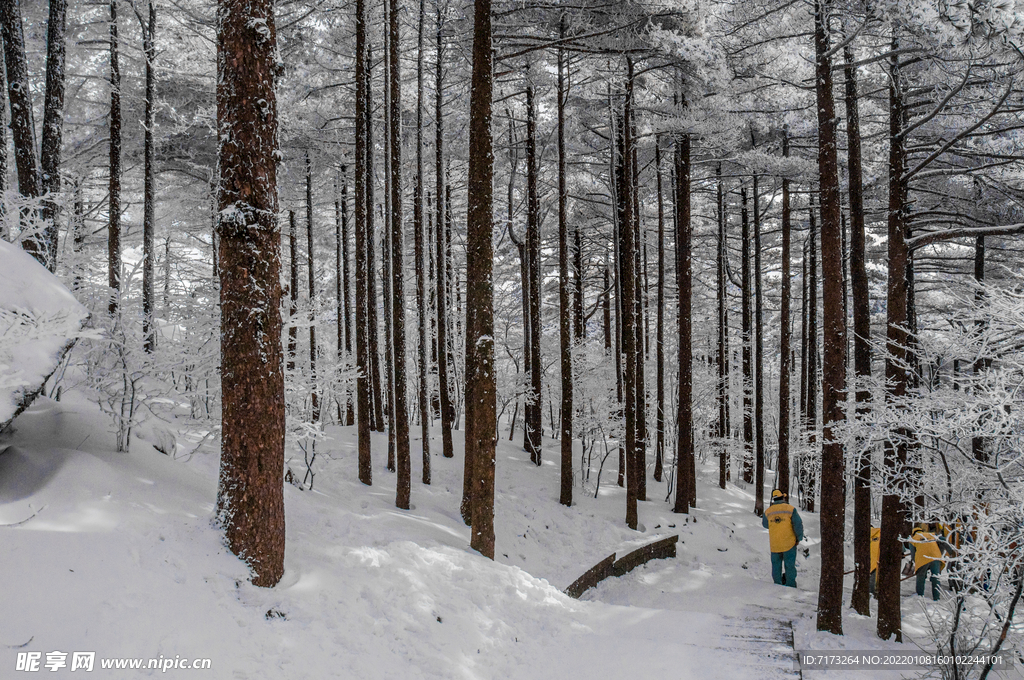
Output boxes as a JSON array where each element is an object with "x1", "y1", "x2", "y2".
[{"x1": 515, "y1": 604, "x2": 803, "y2": 680}]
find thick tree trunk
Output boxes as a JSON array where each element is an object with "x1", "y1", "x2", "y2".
[
  {"x1": 141, "y1": 2, "x2": 156, "y2": 353},
  {"x1": 878, "y1": 38, "x2": 909, "y2": 642},
  {"x1": 0, "y1": 0, "x2": 43, "y2": 265},
  {"x1": 414, "y1": 0, "x2": 431, "y2": 485},
  {"x1": 673, "y1": 131, "x2": 692, "y2": 514},
  {"x1": 465, "y1": 0, "x2": 496, "y2": 557},
  {"x1": 435, "y1": 5, "x2": 454, "y2": 458},
  {"x1": 557, "y1": 24, "x2": 573, "y2": 507},
  {"x1": 778, "y1": 132, "x2": 792, "y2": 497},
  {"x1": 845, "y1": 43, "x2": 873, "y2": 617},
  {"x1": 215, "y1": 0, "x2": 285, "y2": 587},
  {"x1": 354, "y1": 0, "x2": 372, "y2": 485},
  {"x1": 41, "y1": 0, "x2": 68, "y2": 269},
  {"x1": 525, "y1": 82, "x2": 543, "y2": 465},
  {"x1": 814, "y1": 0, "x2": 847, "y2": 635},
  {"x1": 389, "y1": 0, "x2": 411, "y2": 510}
]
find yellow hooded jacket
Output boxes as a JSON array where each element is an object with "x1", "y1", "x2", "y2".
[
  {"x1": 764, "y1": 502, "x2": 800, "y2": 553},
  {"x1": 912, "y1": 530, "x2": 943, "y2": 572}
]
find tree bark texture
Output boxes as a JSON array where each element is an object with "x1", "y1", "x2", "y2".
[
  {"x1": 845, "y1": 43, "x2": 873, "y2": 618},
  {"x1": 434, "y1": 5, "x2": 454, "y2": 459},
  {"x1": 465, "y1": 0, "x2": 496, "y2": 557},
  {"x1": 814, "y1": 0, "x2": 847, "y2": 635},
  {"x1": 557, "y1": 25, "x2": 573, "y2": 507},
  {"x1": 878, "y1": 36, "x2": 909, "y2": 643},
  {"x1": 354, "y1": 0, "x2": 372, "y2": 485},
  {"x1": 1, "y1": 0, "x2": 43, "y2": 266},
  {"x1": 141, "y1": 1, "x2": 156, "y2": 352},
  {"x1": 674, "y1": 132, "x2": 693, "y2": 514},
  {"x1": 215, "y1": 0, "x2": 285, "y2": 588},
  {"x1": 778, "y1": 132, "x2": 792, "y2": 497},
  {"x1": 41, "y1": 0, "x2": 68, "y2": 269},
  {"x1": 525, "y1": 81, "x2": 543, "y2": 466},
  {"x1": 389, "y1": 0, "x2": 411, "y2": 510}
]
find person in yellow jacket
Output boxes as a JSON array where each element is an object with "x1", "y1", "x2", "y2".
[
  {"x1": 762, "y1": 489, "x2": 804, "y2": 588},
  {"x1": 868, "y1": 526, "x2": 881, "y2": 595},
  {"x1": 909, "y1": 524, "x2": 951, "y2": 601}
]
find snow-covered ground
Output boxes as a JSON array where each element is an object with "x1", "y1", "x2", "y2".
[{"x1": 0, "y1": 392, "x2": 998, "y2": 678}]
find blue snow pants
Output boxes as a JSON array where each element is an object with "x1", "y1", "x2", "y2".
[{"x1": 771, "y1": 546, "x2": 798, "y2": 588}]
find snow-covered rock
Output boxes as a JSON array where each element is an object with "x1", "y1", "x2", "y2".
[{"x1": 0, "y1": 240, "x2": 89, "y2": 432}]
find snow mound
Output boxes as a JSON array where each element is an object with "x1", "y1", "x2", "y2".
[{"x1": 0, "y1": 240, "x2": 89, "y2": 431}]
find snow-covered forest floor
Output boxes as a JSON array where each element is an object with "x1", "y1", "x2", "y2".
[{"x1": 0, "y1": 392, "x2": 993, "y2": 679}]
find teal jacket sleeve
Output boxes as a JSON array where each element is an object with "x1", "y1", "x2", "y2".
[
  {"x1": 762, "y1": 514, "x2": 770, "y2": 530},
  {"x1": 792, "y1": 509, "x2": 804, "y2": 542}
]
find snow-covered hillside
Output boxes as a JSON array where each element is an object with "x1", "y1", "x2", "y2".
[{"x1": 0, "y1": 394, "x2": 962, "y2": 678}]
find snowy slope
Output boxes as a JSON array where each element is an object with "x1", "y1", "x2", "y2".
[
  {"x1": 0, "y1": 392, "x2": 975, "y2": 679},
  {"x1": 0, "y1": 241, "x2": 89, "y2": 430}
]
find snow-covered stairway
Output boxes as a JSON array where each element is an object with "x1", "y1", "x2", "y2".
[
  {"x1": 712, "y1": 612, "x2": 803, "y2": 679},
  {"x1": 512, "y1": 603, "x2": 802, "y2": 680}
]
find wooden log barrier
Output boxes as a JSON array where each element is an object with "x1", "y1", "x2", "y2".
[{"x1": 564, "y1": 534, "x2": 679, "y2": 599}]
